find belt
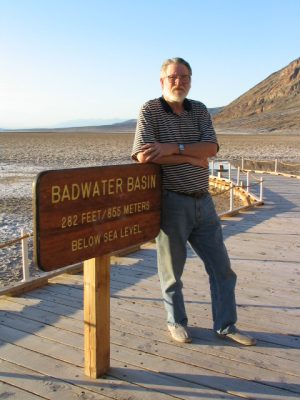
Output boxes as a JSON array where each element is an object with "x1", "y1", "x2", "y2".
[{"x1": 174, "y1": 190, "x2": 209, "y2": 199}]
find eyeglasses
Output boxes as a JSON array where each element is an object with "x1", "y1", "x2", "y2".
[{"x1": 164, "y1": 74, "x2": 191, "y2": 84}]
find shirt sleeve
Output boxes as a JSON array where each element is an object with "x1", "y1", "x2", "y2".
[
  {"x1": 131, "y1": 102, "x2": 156, "y2": 161},
  {"x1": 198, "y1": 103, "x2": 219, "y2": 151}
]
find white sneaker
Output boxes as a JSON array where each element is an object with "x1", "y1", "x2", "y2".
[
  {"x1": 216, "y1": 327, "x2": 257, "y2": 346},
  {"x1": 168, "y1": 324, "x2": 192, "y2": 343}
]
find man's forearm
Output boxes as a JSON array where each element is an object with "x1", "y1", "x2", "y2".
[
  {"x1": 136, "y1": 152, "x2": 208, "y2": 168},
  {"x1": 182, "y1": 142, "x2": 218, "y2": 158},
  {"x1": 150, "y1": 154, "x2": 192, "y2": 165},
  {"x1": 138, "y1": 141, "x2": 217, "y2": 163},
  {"x1": 136, "y1": 152, "x2": 187, "y2": 164}
]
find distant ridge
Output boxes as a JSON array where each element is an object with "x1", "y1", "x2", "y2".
[
  {"x1": 59, "y1": 119, "x2": 138, "y2": 133},
  {"x1": 0, "y1": 119, "x2": 137, "y2": 134},
  {"x1": 209, "y1": 107, "x2": 224, "y2": 116},
  {"x1": 0, "y1": 110, "x2": 221, "y2": 133},
  {"x1": 52, "y1": 118, "x2": 127, "y2": 128},
  {"x1": 213, "y1": 57, "x2": 300, "y2": 132}
]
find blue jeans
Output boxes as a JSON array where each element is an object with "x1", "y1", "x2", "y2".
[{"x1": 156, "y1": 190, "x2": 237, "y2": 333}]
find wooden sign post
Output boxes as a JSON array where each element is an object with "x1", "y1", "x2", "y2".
[
  {"x1": 84, "y1": 255, "x2": 110, "y2": 378},
  {"x1": 33, "y1": 163, "x2": 161, "y2": 378}
]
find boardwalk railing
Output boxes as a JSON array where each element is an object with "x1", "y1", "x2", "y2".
[
  {"x1": 236, "y1": 157, "x2": 300, "y2": 178},
  {"x1": 1, "y1": 158, "x2": 268, "y2": 288},
  {"x1": 209, "y1": 160, "x2": 264, "y2": 217},
  {"x1": 0, "y1": 230, "x2": 34, "y2": 283}
]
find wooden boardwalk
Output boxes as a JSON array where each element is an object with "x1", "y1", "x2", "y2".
[{"x1": 1, "y1": 173, "x2": 299, "y2": 399}]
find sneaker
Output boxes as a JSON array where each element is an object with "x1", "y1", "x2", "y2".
[
  {"x1": 216, "y1": 326, "x2": 257, "y2": 346},
  {"x1": 168, "y1": 324, "x2": 192, "y2": 343}
]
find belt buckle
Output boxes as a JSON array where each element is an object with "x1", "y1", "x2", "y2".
[{"x1": 193, "y1": 191, "x2": 207, "y2": 198}]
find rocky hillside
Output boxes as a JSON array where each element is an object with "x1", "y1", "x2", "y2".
[{"x1": 213, "y1": 57, "x2": 300, "y2": 132}]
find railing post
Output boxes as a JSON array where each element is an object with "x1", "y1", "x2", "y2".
[
  {"x1": 236, "y1": 166, "x2": 240, "y2": 186},
  {"x1": 21, "y1": 228, "x2": 30, "y2": 282},
  {"x1": 246, "y1": 171, "x2": 250, "y2": 190},
  {"x1": 274, "y1": 159, "x2": 278, "y2": 173},
  {"x1": 259, "y1": 177, "x2": 263, "y2": 202},
  {"x1": 241, "y1": 157, "x2": 244, "y2": 170},
  {"x1": 229, "y1": 181, "x2": 234, "y2": 211},
  {"x1": 228, "y1": 162, "x2": 231, "y2": 180},
  {"x1": 211, "y1": 160, "x2": 214, "y2": 176},
  {"x1": 218, "y1": 164, "x2": 224, "y2": 178}
]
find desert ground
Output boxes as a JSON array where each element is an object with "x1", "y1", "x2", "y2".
[
  {"x1": 1, "y1": 131, "x2": 300, "y2": 167},
  {"x1": 1, "y1": 131, "x2": 300, "y2": 286}
]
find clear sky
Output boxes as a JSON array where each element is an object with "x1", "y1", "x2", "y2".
[{"x1": 0, "y1": 0, "x2": 299, "y2": 129}]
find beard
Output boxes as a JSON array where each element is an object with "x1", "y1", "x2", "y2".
[{"x1": 163, "y1": 86, "x2": 189, "y2": 103}]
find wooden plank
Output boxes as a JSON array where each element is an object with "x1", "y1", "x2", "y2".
[
  {"x1": 0, "y1": 339, "x2": 179, "y2": 400},
  {"x1": 1, "y1": 320, "x2": 298, "y2": 399},
  {"x1": 0, "y1": 295, "x2": 287, "y2": 372},
  {"x1": 109, "y1": 316, "x2": 300, "y2": 377},
  {"x1": 0, "y1": 329, "x2": 237, "y2": 400},
  {"x1": 54, "y1": 272, "x2": 299, "y2": 333},
  {"x1": 54, "y1": 263, "x2": 298, "y2": 314},
  {"x1": 2, "y1": 290, "x2": 300, "y2": 394},
  {"x1": 3, "y1": 270, "x2": 299, "y2": 353},
  {"x1": 84, "y1": 256, "x2": 110, "y2": 378},
  {"x1": 0, "y1": 359, "x2": 110, "y2": 400},
  {"x1": 3, "y1": 288, "x2": 298, "y2": 370},
  {"x1": 109, "y1": 339, "x2": 300, "y2": 399},
  {"x1": 1, "y1": 304, "x2": 299, "y2": 399},
  {"x1": 0, "y1": 298, "x2": 298, "y2": 398},
  {"x1": 0, "y1": 310, "x2": 82, "y2": 349},
  {"x1": 0, "y1": 263, "x2": 83, "y2": 297},
  {"x1": 0, "y1": 297, "x2": 84, "y2": 338},
  {"x1": 0, "y1": 380, "x2": 43, "y2": 400},
  {"x1": 4, "y1": 276, "x2": 299, "y2": 352},
  {"x1": 42, "y1": 276, "x2": 300, "y2": 335},
  {"x1": 0, "y1": 324, "x2": 83, "y2": 366},
  {"x1": 3, "y1": 286, "x2": 299, "y2": 367}
]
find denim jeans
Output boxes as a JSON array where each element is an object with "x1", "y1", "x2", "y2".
[{"x1": 156, "y1": 190, "x2": 237, "y2": 333}]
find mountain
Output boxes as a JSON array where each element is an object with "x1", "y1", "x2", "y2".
[
  {"x1": 99, "y1": 119, "x2": 137, "y2": 131},
  {"x1": 209, "y1": 107, "x2": 224, "y2": 116},
  {"x1": 0, "y1": 119, "x2": 137, "y2": 133},
  {"x1": 213, "y1": 57, "x2": 300, "y2": 132},
  {"x1": 52, "y1": 118, "x2": 127, "y2": 128},
  {"x1": 1, "y1": 108, "x2": 223, "y2": 132}
]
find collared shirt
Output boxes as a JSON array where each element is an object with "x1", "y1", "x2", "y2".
[{"x1": 131, "y1": 97, "x2": 218, "y2": 192}]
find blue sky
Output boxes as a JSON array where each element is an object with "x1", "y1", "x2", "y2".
[{"x1": 0, "y1": 0, "x2": 299, "y2": 128}]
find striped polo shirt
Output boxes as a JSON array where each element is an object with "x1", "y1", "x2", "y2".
[{"x1": 131, "y1": 96, "x2": 218, "y2": 193}]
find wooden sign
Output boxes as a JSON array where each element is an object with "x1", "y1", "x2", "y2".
[{"x1": 33, "y1": 163, "x2": 161, "y2": 271}]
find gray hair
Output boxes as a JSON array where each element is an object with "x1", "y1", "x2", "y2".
[{"x1": 160, "y1": 57, "x2": 192, "y2": 77}]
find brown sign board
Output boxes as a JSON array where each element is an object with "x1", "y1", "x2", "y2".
[{"x1": 33, "y1": 163, "x2": 161, "y2": 271}]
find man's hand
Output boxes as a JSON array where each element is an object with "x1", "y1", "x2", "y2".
[
  {"x1": 188, "y1": 157, "x2": 209, "y2": 168},
  {"x1": 140, "y1": 142, "x2": 177, "y2": 162}
]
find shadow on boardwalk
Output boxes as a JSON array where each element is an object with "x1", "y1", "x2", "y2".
[{"x1": 222, "y1": 185, "x2": 299, "y2": 240}]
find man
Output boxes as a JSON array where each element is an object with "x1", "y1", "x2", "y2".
[{"x1": 131, "y1": 57, "x2": 256, "y2": 346}]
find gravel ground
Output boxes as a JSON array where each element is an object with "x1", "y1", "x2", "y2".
[{"x1": 1, "y1": 131, "x2": 299, "y2": 287}]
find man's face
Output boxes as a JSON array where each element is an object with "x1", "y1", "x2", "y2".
[{"x1": 160, "y1": 63, "x2": 191, "y2": 103}]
